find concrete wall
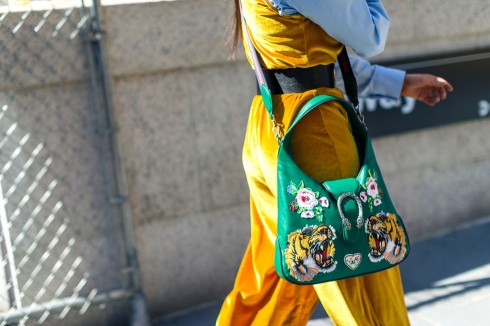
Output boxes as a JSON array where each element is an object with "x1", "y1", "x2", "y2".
[
  {"x1": 100, "y1": 0, "x2": 490, "y2": 319},
  {"x1": 378, "y1": 0, "x2": 490, "y2": 60}
]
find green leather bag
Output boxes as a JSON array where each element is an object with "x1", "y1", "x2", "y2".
[
  {"x1": 239, "y1": 3, "x2": 410, "y2": 285},
  {"x1": 274, "y1": 94, "x2": 410, "y2": 284}
]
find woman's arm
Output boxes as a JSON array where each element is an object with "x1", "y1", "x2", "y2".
[
  {"x1": 335, "y1": 55, "x2": 405, "y2": 99},
  {"x1": 335, "y1": 56, "x2": 454, "y2": 105},
  {"x1": 270, "y1": 0, "x2": 390, "y2": 58}
]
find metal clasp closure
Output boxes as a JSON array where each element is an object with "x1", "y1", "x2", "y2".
[{"x1": 337, "y1": 192, "x2": 364, "y2": 230}]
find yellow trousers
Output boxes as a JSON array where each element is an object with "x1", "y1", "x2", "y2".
[{"x1": 217, "y1": 87, "x2": 410, "y2": 326}]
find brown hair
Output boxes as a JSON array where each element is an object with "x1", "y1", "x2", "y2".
[{"x1": 227, "y1": 0, "x2": 242, "y2": 59}]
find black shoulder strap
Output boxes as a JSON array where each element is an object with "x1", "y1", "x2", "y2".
[
  {"x1": 239, "y1": 0, "x2": 364, "y2": 128},
  {"x1": 337, "y1": 47, "x2": 359, "y2": 108}
]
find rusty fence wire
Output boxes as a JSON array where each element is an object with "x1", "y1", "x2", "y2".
[{"x1": 0, "y1": 0, "x2": 147, "y2": 324}]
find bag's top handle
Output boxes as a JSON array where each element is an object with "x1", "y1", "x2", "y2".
[{"x1": 283, "y1": 94, "x2": 367, "y2": 146}]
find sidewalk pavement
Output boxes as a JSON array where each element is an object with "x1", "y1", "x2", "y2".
[{"x1": 154, "y1": 216, "x2": 490, "y2": 326}]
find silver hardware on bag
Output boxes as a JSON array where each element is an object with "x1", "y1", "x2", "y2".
[
  {"x1": 271, "y1": 117, "x2": 284, "y2": 142},
  {"x1": 354, "y1": 105, "x2": 368, "y2": 131},
  {"x1": 337, "y1": 192, "x2": 364, "y2": 230}
]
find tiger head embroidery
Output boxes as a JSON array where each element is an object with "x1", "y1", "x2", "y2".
[
  {"x1": 285, "y1": 225, "x2": 337, "y2": 282},
  {"x1": 365, "y1": 212, "x2": 407, "y2": 264}
]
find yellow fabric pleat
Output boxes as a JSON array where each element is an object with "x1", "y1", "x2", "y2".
[
  {"x1": 216, "y1": 88, "x2": 410, "y2": 325},
  {"x1": 241, "y1": 0, "x2": 343, "y2": 69}
]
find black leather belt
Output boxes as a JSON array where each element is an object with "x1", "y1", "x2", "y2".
[{"x1": 257, "y1": 64, "x2": 335, "y2": 95}]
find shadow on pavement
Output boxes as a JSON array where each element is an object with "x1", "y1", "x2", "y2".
[{"x1": 401, "y1": 217, "x2": 490, "y2": 310}]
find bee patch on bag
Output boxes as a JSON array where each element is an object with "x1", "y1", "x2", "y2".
[
  {"x1": 344, "y1": 253, "x2": 362, "y2": 270},
  {"x1": 365, "y1": 213, "x2": 407, "y2": 264},
  {"x1": 285, "y1": 225, "x2": 337, "y2": 282}
]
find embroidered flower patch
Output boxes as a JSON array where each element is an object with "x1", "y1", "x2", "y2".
[
  {"x1": 360, "y1": 169, "x2": 384, "y2": 212},
  {"x1": 288, "y1": 181, "x2": 328, "y2": 221}
]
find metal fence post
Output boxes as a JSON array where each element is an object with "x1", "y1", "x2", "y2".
[{"x1": 85, "y1": 0, "x2": 151, "y2": 324}]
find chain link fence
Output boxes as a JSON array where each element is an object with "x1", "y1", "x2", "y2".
[{"x1": 0, "y1": 0, "x2": 146, "y2": 324}]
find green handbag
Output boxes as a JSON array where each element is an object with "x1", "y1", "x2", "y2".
[
  {"x1": 240, "y1": 3, "x2": 410, "y2": 285},
  {"x1": 274, "y1": 94, "x2": 410, "y2": 284}
]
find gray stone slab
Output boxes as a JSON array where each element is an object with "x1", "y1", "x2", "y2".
[
  {"x1": 413, "y1": 0, "x2": 490, "y2": 41},
  {"x1": 377, "y1": 33, "x2": 490, "y2": 61},
  {"x1": 100, "y1": 0, "x2": 490, "y2": 71},
  {"x1": 369, "y1": 119, "x2": 490, "y2": 240},
  {"x1": 136, "y1": 204, "x2": 250, "y2": 317},
  {"x1": 383, "y1": 156, "x2": 490, "y2": 240},
  {"x1": 189, "y1": 62, "x2": 255, "y2": 211},
  {"x1": 382, "y1": 0, "x2": 415, "y2": 45},
  {"x1": 104, "y1": 0, "x2": 245, "y2": 77},
  {"x1": 113, "y1": 70, "x2": 201, "y2": 222},
  {"x1": 374, "y1": 0, "x2": 490, "y2": 60},
  {"x1": 373, "y1": 119, "x2": 490, "y2": 175}
]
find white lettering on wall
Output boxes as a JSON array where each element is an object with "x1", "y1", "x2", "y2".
[
  {"x1": 358, "y1": 97, "x2": 416, "y2": 115},
  {"x1": 478, "y1": 100, "x2": 490, "y2": 117},
  {"x1": 400, "y1": 98, "x2": 416, "y2": 115}
]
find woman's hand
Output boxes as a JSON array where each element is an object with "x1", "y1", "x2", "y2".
[{"x1": 401, "y1": 74, "x2": 454, "y2": 106}]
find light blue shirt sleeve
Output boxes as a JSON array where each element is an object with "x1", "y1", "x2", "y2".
[
  {"x1": 268, "y1": 0, "x2": 390, "y2": 58},
  {"x1": 334, "y1": 55, "x2": 406, "y2": 100}
]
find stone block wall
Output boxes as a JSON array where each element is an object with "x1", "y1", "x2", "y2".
[
  {"x1": 379, "y1": 0, "x2": 490, "y2": 60},
  {"x1": 100, "y1": 0, "x2": 490, "y2": 318}
]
